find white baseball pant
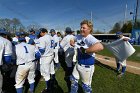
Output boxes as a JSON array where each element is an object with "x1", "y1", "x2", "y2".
[
  {"x1": 15, "y1": 62, "x2": 35, "y2": 88},
  {"x1": 72, "y1": 63, "x2": 95, "y2": 85},
  {"x1": 40, "y1": 55, "x2": 54, "y2": 81}
]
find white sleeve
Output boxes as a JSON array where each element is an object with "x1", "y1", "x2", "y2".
[
  {"x1": 60, "y1": 37, "x2": 68, "y2": 48},
  {"x1": 121, "y1": 36, "x2": 131, "y2": 40},
  {"x1": 38, "y1": 37, "x2": 46, "y2": 49},
  {"x1": 87, "y1": 36, "x2": 99, "y2": 46},
  {"x1": 4, "y1": 41, "x2": 12, "y2": 55}
]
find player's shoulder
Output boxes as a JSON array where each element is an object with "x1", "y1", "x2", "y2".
[
  {"x1": 86, "y1": 34, "x2": 97, "y2": 40},
  {"x1": 85, "y1": 34, "x2": 99, "y2": 43},
  {"x1": 122, "y1": 36, "x2": 130, "y2": 39},
  {"x1": 1, "y1": 37, "x2": 12, "y2": 44}
]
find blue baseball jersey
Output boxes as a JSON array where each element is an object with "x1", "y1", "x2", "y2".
[{"x1": 75, "y1": 34, "x2": 99, "y2": 65}]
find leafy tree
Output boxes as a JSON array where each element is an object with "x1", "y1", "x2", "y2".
[
  {"x1": 27, "y1": 23, "x2": 40, "y2": 32},
  {"x1": 0, "y1": 18, "x2": 24, "y2": 33},
  {"x1": 12, "y1": 18, "x2": 22, "y2": 33},
  {"x1": 109, "y1": 22, "x2": 121, "y2": 33},
  {"x1": 121, "y1": 22, "x2": 132, "y2": 33}
]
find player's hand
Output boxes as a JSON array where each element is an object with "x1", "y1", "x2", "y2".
[
  {"x1": 123, "y1": 38, "x2": 129, "y2": 41},
  {"x1": 70, "y1": 39, "x2": 75, "y2": 47},
  {"x1": 79, "y1": 47, "x2": 86, "y2": 54}
]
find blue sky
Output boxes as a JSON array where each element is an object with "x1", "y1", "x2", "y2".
[{"x1": 0, "y1": 0, "x2": 138, "y2": 32}]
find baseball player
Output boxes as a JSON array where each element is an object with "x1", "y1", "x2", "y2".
[
  {"x1": 60, "y1": 27, "x2": 75, "y2": 80},
  {"x1": 14, "y1": 37, "x2": 41, "y2": 93},
  {"x1": 29, "y1": 29, "x2": 37, "y2": 40},
  {"x1": 38, "y1": 28, "x2": 54, "y2": 92},
  {"x1": 70, "y1": 20, "x2": 104, "y2": 93},
  {"x1": 49, "y1": 29, "x2": 60, "y2": 88},
  {"x1": 57, "y1": 32, "x2": 62, "y2": 42},
  {"x1": 20, "y1": 32, "x2": 30, "y2": 43},
  {"x1": 0, "y1": 30, "x2": 12, "y2": 93},
  {"x1": 115, "y1": 31, "x2": 130, "y2": 77},
  {"x1": 50, "y1": 29, "x2": 60, "y2": 69}
]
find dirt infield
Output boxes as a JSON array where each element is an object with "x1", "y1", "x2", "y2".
[{"x1": 95, "y1": 54, "x2": 140, "y2": 75}]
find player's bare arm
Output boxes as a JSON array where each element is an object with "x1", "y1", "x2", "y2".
[{"x1": 86, "y1": 42, "x2": 104, "y2": 53}]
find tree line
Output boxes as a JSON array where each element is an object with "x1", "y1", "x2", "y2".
[{"x1": 0, "y1": 18, "x2": 40, "y2": 33}]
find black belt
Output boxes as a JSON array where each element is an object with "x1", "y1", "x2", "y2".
[
  {"x1": 78, "y1": 64, "x2": 91, "y2": 68},
  {"x1": 19, "y1": 60, "x2": 36, "y2": 65},
  {"x1": 19, "y1": 63, "x2": 25, "y2": 65}
]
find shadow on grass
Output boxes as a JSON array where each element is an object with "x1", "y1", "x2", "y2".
[
  {"x1": 2, "y1": 71, "x2": 16, "y2": 93},
  {"x1": 95, "y1": 59, "x2": 116, "y2": 73},
  {"x1": 50, "y1": 78, "x2": 64, "y2": 93}
]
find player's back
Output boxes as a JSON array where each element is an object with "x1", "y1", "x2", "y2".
[
  {"x1": 39, "y1": 34, "x2": 54, "y2": 56},
  {"x1": 15, "y1": 42, "x2": 36, "y2": 65}
]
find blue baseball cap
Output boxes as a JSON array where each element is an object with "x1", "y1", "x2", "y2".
[
  {"x1": 18, "y1": 37, "x2": 26, "y2": 42},
  {"x1": 0, "y1": 29, "x2": 7, "y2": 35},
  {"x1": 28, "y1": 39, "x2": 35, "y2": 45},
  {"x1": 65, "y1": 27, "x2": 72, "y2": 34},
  {"x1": 15, "y1": 32, "x2": 21, "y2": 36},
  {"x1": 20, "y1": 32, "x2": 26, "y2": 35},
  {"x1": 116, "y1": 31, "x2": 123, "y2": 36},
  {"x1": 50, "y1": 29, "x2": 55, "y2": 33}
]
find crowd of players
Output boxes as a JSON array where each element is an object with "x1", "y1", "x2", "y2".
[{"x1": 2, "y1": 20, "x2": 131, "y2": 93}]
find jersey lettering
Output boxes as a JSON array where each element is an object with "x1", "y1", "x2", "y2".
[
  {"x1": 24, "y1": 46, "x2": 29, "y2": 53},
  {"x1": 50, "y1": 40, "x2": 54, "y2": 48}
]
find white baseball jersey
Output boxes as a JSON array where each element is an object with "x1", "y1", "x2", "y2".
[
  {"x1": 38, "y1": 34, "x2": 54, "y2": 57},
  {"x1": 58, "y1": 36, "x2": 62, "y2": 42},
  {"x1": 12, "y1": 37, "x2": 18, "y2": 42},
  {"x1": 25, "y1": 36, "x2": 30, "y2": 43},
  {"x1": 60, "y1": 34, "x2": 75, "y2": 51},
  {"x1": 15, "y1": 42, "x2": 36, "y2": 65},
  {"x1": 53, "y1": 34, "x2": 60, "y2": 49},
  {"x1": 34, "y1": 38, "x2": 40, "y2": 48},
  {"x1": 0, "y1": 36, "x2": 12, "y2": 65}
]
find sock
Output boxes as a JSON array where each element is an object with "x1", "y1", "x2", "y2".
[
  {"x1": 16, "y1": 87, "x2": 23, "y2": 93},
  {"x1": 30, "y1": 83, "x2": 34, "y2": 92},
  {"x1": 45, "y1": 80, "x2": 50, "y2": 89},
  {"x1": 122, "y1": 66, "x2": 126, "y2": 74},
  {"x1": 117, "y1": 63, "x2": 120, "y2": 71},
  {"x1": 68, "y1": 67, "x2": 73, "y2": 76}
]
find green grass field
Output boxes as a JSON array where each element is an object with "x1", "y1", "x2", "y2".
[
  {"x1": 97, "y1": 46, "x2": 140, "y2": 63},
  {"x1": 34, "y1": 61, "x2": 140, "y2": 93}
]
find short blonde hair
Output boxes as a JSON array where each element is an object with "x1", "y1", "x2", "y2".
[{"x1": 80, "y1": 20, "x2": 93, "y2": 33}]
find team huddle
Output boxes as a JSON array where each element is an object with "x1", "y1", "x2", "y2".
[{"x1": 0, "y1": 20, "x2": 108, "y2": 93}]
